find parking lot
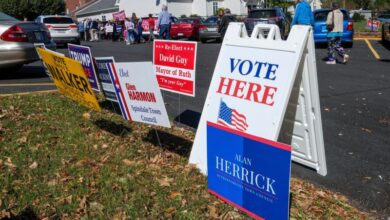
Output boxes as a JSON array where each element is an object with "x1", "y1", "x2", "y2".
[{"x1": 0, "y1": 38, "x2": 389, "y2": 216}]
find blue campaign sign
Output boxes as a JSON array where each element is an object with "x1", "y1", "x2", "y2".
[
  {"x1": 68, "y1": 44, "x2": 100, "y2": 91},
  {"x1": 207, "y1": 121, "x2": 292, "y2": 220},
  {"x1": 95, "y1": 57, "x2": 117, "y2": 102}
]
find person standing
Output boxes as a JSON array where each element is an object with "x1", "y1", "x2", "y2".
[
  {"x1": 157, "y1": 5, "x2": 171, "y2": 39},
  {"x1": 89, "y1": 19, "x2": 98, "y2": 41},
  {"x1": 78, "y1": 20, "x2": 85, "y2": 41},
  {"x1": 105, "y1": 21, "x2": 113, "y2": 40},
  {"x1": 218, "y1": 8, "x2": 235, "y2": 40},
  {"x1": 291, "y1": 0, "x2": 314, "y2": 26},
  {"x1": 125, "y1": 18, "x2": 135, "y2": 45},
  {"x1": 84, "y1": 18, "x2": 90, "y2": 41},
  {"x1": 147, "y1": 14, "x2": 155, "y2": 42},
  {"x1": 326, "y1": 2, "x2": 349, "y2": 64},
  {"x1": 136, "y1": 18, "x2": 144, "y2": 43}
]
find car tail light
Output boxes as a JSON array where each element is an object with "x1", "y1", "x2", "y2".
[
  {"x1": 0, "y1": 25, "x2": 28, "y2": 42},
  {"x1": 347, "y1": 21, "x2": 353, "y2": 31},
  {"x1": 46, "y1": 24, "x2": 53, "y2": 29},
  {"x1": 69, "y1": 24, "x2": 77, "y2": 29},
  {"x1": 199, "y1": 25, "x2": 207, "y2": 31}
]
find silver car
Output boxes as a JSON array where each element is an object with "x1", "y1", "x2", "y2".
[
  {"x1": 35, "y1": 15, "x2": 80, "y2": 45},
  {"x1": 0, "y1": 12, "x2": 56, "y2": 70}
]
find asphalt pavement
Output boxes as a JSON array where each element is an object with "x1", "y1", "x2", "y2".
[{"x1": 0, "y1": 39, "x2": 389, "y2": 217}]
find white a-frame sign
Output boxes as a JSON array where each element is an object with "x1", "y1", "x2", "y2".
[{"x1": 189, "y1": 23, "x2": 327, "y2": 176}]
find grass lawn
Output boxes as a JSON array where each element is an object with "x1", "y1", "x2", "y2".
[{"x1": 0, "y1": 93, "x2": 370, "y2": 219}]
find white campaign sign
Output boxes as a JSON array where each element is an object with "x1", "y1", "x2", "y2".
[
  {"x1": 190, "y1": 23, "x2": 327, "y2": 176},
  {"x1": 114, "y1": 62, "x2": 171, "y2": 128}
]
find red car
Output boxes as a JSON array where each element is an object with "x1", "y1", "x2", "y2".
[{"x1": 170, "y1": 17, "x2": 203, "y2": 40}]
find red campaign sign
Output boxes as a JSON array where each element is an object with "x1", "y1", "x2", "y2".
[
  {"x1": 154, "y1": 40, "x2": 196, "y2": 70},
  {"x1": 153, "y1": 40, "x2": 197, "y2": 97}
]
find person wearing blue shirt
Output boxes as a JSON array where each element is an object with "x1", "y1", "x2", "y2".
[
  {"x1": 157, "y1": 5, "x2": 171, "y2": 39},
  {"x1": 291, "y1": 0, "x2": 314, "y2": 26},
  {"x1": 78, "y1": 21, "x2": 85, "y2": 41}
]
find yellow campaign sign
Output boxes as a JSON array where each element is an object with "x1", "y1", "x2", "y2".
[{"x1": 37, "y1": 48, "x2": 101, "y2": 112}]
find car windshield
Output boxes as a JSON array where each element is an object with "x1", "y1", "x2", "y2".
[
  {"x1": 43, "y1": 17, "x2": 74, "y2": 24},
  {"x1": 248, "y1": 10, "x2": 277, "y2": 19},
  {"x1": 314, "y1": 10, "x2": 349, "y2": 21},
  {"x1": 205, "y1": 17, "x2": 218, "y2": 23},
  {"x1": 179, "y1": 18, "x2": 196, "y2": 24},
  {"x1": 378, "y1": 14, "x2": 390, "y2": 19},
  {"x1": 0, "y1": 12, "x2": 18, "y2": 21}
]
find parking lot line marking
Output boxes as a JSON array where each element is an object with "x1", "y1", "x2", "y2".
[
  {"x1": 0, "y1": 83, "x2": 54, "y2": 87},
  {"x1": 0, "y1": 90, "x2": 57, "y2": 97},
  {"x1": 364, "y1": 39, "x2": 381, "y2": 60},
  {"x1": 354, "y1": 37, "x2": 381, "y2": 41}
]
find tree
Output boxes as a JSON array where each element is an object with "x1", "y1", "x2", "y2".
[{"x1": 0, "y1": 0, "x2": 65, "y2": 20}]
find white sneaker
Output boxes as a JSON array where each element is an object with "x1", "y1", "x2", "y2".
[
  {"x1": 326, "y1": 60, "x2": 336, "y2": 64},
  {"x1": 343, "y1": 54, "x2": 349, "y2": 63}
]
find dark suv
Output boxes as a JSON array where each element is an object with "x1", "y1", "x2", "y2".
[{"x1": 244, "y1": 8, "x2": 291, "y2": 39}]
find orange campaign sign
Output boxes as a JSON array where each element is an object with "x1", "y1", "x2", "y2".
[{"x1": 36, "y1": 48, "x2": 101, "y2": 112}]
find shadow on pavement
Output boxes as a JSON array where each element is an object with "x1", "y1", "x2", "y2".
[
  {"x1": 0, "y1": 65, "x2": 47, "y2": 80},
  {"x1": 144, "y1": 129, "x2": 193, "y2": 158},
  {"x1": 173, "y1": 110, "x2": 201, "y2": 130}
]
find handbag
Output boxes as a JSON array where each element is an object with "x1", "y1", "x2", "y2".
[{"x1": 327, "y1": 11, "x2": 334, "y2": 31}]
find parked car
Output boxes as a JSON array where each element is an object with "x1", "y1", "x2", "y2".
[
  {"x1": 378, "y1": 11, "x2": 390, "y2": 23},
  {"x1": 244, "y1": 8, "x2": 291, "y2": 39},
  {"x1": 170, "y1": 17, "x2": 203, "y2": 40},
  {"x1": 35, "y1": 15, "x2": 80, "y2": 45},
  {"x1": 313, "y1": 9, "x2": 354, "y2": 47},
  {"x1": 382, "y1": 19, "x2": 390, "y2": 45},
  {"x1": 0, "y1": 12, "x2": 56, "y2": 70},
  {"x1": 141, "y1": 16, "x2": 178, "y2": 38},
  {"x1": 199, "y1": 16, "x2": 221, "y2": 43}
]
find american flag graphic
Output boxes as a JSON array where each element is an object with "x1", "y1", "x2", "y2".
[{"x1": 217, "y1": 100, "x2": 248, "y2": 132}]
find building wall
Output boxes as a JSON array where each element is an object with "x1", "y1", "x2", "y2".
[
  {"x1": 76, "y1": 12, "x2": 115, "y2": 22},
  {"x1": 66, "y1": 0, "x2": 95, "y2": 17},
  {"x1": 119, "y1": 0, "x2": 251, "y2": 19}
]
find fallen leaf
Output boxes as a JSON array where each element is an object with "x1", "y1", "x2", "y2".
[
  {"x1": 361, "y1": 128, "x2": 372, "y2": 133},
  {"x1": 16, "y1": 136, "x2": 27, "y2": 143},
  {"x1": 102, "y1": 144, "x2": 109, "y2": 149},
  {"x1": 48, "y1": 179, "x2": 57, "y2": 186},
  {"x1": 169, "y1": 192, "x2": 182, "y2": 199},
  {"x1": 122, "y1": 159, "x2": 135, "y2": 166},
  {"x1": 29, "y1": 161, "x2": 38, "y2": 169},
  {"x1": 82, "y1": 112, "x2": 91, "y2": 120},
  {"x1": 158, "y1": 176, "x2": 173, "y2": 187},
  {"x1": 164, "y1": 207, "x2": 176, "y2": 217},
  {"x1": 4, "y1": 158, "x2": 16, "y2": 169},
  {"x1": 208, "y1": 205, "x2": 219, "y2": 218}
]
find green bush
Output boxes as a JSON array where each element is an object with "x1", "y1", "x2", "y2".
[{"x1": 352, "y1": 13, "x2": 365, "y2": 22}]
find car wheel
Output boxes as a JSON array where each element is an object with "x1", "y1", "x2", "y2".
[
  {"x1": 344, "y1": 42, "x2": 353, "y2": 48},
  {"x1": 382, "y1": 27, "x2": 388, "y2": 45}
]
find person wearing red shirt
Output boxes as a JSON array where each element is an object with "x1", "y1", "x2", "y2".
[{"x1": 147, "y1": 14, "x2": 156, "y2": 42}]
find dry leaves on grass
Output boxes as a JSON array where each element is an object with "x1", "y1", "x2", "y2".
[
  {"x1": 157, "y1": 176, "x2": 174, "y2": 187},
  {"x1": 29, "y1": 161, "x2": 38, "y2": 169},
  {"x1": 122, "y1": 159, "x2": 136, "y2": 166}
]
